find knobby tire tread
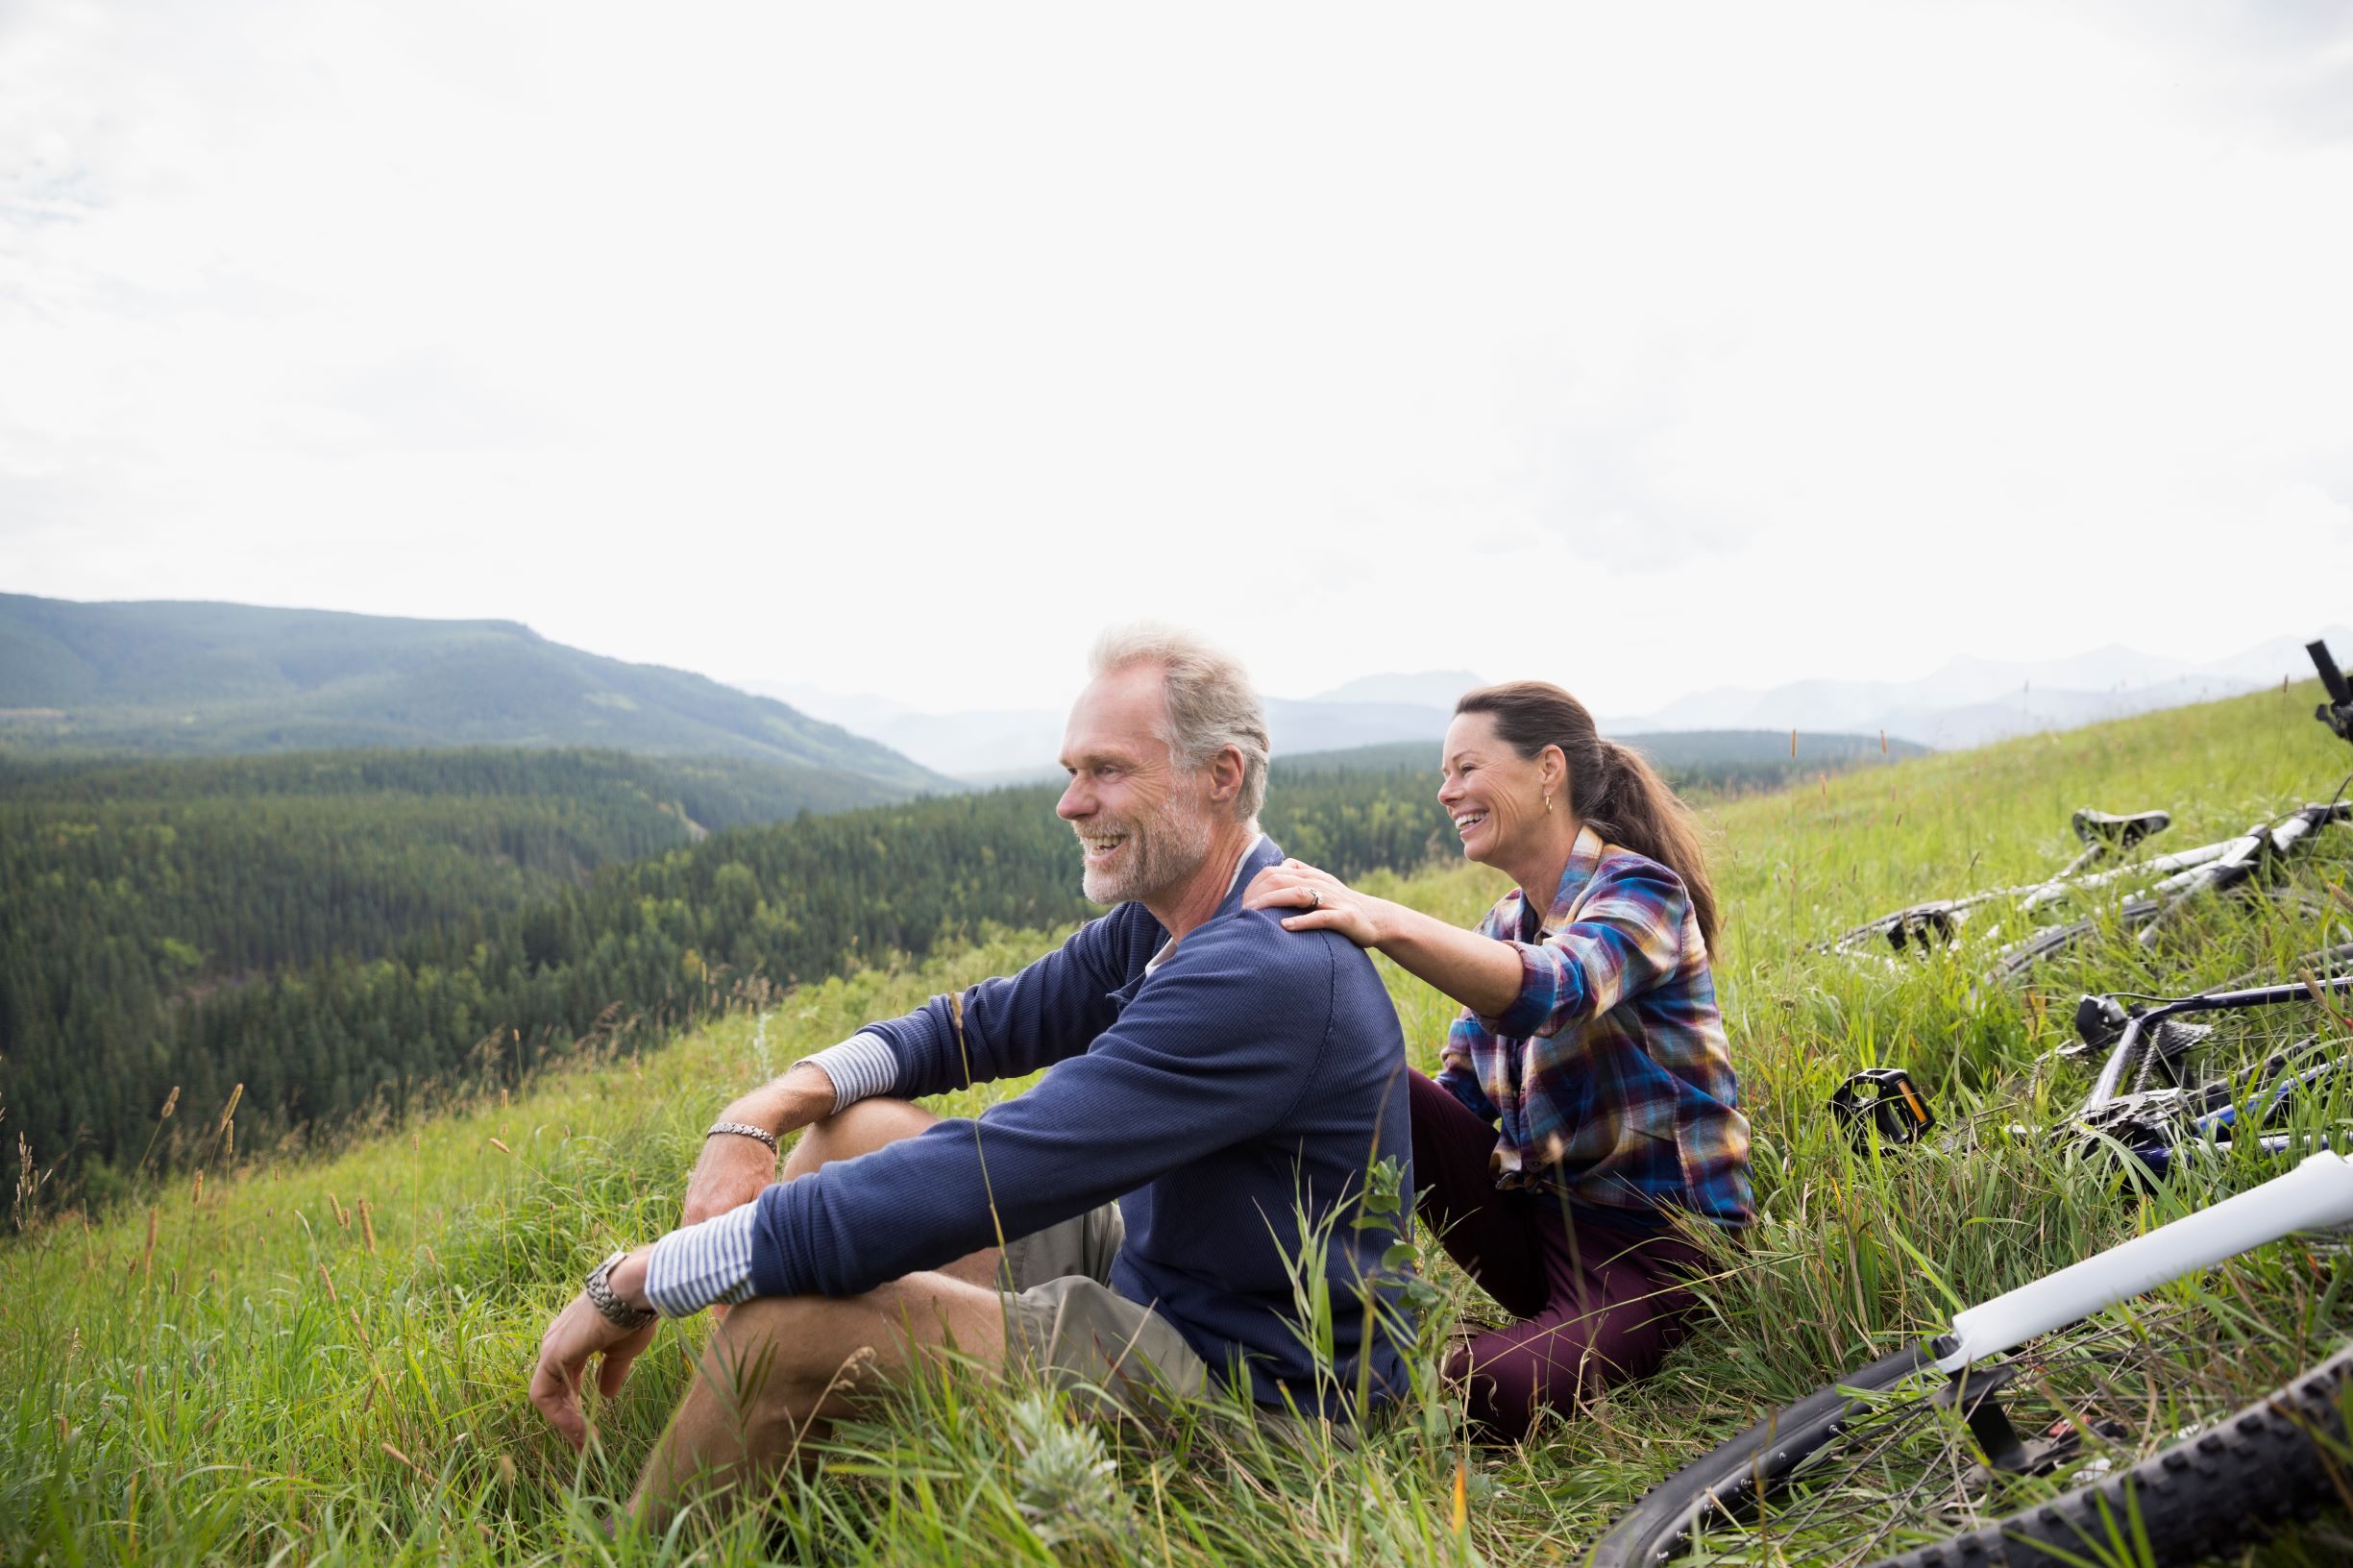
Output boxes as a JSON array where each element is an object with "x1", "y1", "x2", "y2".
[
  {"x1": 1878, "y1": 1339, "x2": 2353, "y2": 1568},
  {"x1": 1587, "y1": 1340, "x2": 2353, "y2": 1568}
]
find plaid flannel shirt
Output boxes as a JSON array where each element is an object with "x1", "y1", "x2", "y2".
[{"x1": 1437, "y1": 825, "x2": 1754, "y2": 1229}]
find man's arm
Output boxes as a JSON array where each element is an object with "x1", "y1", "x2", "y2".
[
  {"x1": 677, "y1": 1060, "x2": 841, "y2": 1228},
  {"x1": 857, "y1": 908, "x2": 1140, "y2": 1097},
  {"x1": 748, "y1": 929, "x2": 1332, "y2": 1301},
  {"x1": 678, "y1": 911, "x2": 1141, "y2": 1229}
]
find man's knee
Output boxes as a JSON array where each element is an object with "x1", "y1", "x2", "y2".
[
  {"x1": 692, "y1": 1296, "x2": 864, "y2": 1424},
  {"x1": 785, "y1": 1097, "x2": 940, "y2": 1176},
  {"x1": 701, "y1": 1275, "x2": 1001, "y2": 1393}
]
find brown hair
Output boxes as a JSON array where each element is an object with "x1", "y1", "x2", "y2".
[{"x1": 1454, "y1": 680, "x2": 1720, "y2": 950}]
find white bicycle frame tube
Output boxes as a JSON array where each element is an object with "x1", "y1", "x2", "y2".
[
  {"x1": 1936, "y1": 1151, "x2": 2353, "y2": 1371},
  {"x1": 2018, "y1": 838, "x2": 2233, "y2": 912}
]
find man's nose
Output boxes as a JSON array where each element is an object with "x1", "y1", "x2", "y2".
[{"x1": 1057, "y1": 776, "x2": 1090, "y2": 820}]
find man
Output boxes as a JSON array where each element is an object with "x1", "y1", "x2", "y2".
[{"x1": 529, "y1": 625, "x2": 1414, "y2": 1519}]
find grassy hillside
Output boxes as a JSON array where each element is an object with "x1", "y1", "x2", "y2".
[
  {"x1": 0, "y1": 594, "x2": 945, "y2": 791},
  {"x1": 4, "y1": 678, "x2": 2351, "y2": 1564}
]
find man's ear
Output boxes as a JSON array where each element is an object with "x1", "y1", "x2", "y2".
[{"x1": 1206, "y1": 745, "x2": 1245, "y2": 805}]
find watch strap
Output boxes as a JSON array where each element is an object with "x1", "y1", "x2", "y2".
[
  {"x1": 583, "y1": 1249, "x2": 657, "y2": 1329},
  {"x1": 706, "y1": 1120, "x2": 780, "y2": 1154}
]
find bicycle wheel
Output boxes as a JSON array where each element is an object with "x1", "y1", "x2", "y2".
[
  {"x1": 1588, "y1": 1250, "x2": 2353, "y2": 1566},
  {"x1": 1980, "y1": 894, "x2": 2169, "y2": 988}
]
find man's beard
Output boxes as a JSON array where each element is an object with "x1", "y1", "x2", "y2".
[{"x1": 1077, "y1": 798, "x2": 1213, "y2": 906}]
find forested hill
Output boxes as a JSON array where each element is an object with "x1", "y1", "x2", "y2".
[
  {"x1": 0, "y1": 593, "x2": 944, "y2": 791},
  {"x1": 3, "y1": 745, "x2": 1453, "y2": 1196},
  {"x1": 0, "y1": 747, "x2": 918, "y2": 1176},
  {"x1": 1, "y1": 747, "x2": 896, "y2": 819},
  {"x1": 1284, "y1": 728, "x2": 1931, "y2": 794}
]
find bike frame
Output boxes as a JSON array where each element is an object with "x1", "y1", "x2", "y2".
[
  {"x1": 1938, "y1": 1147, "x2": 2353, "y2": 1371},
  {"x1": 2070, "y1": 973, "x2": 2353, "y2": 1180},
  {"x1": 2086, "y1": 973, "x2": 2353, "y2": 1114}
]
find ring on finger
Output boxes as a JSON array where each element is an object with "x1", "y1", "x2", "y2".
[{"x1": 1304, "y1": 888, "x2": 1322, "y2": 909}]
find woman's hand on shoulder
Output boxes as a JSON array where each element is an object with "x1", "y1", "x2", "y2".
[{"x1": 1241, "y1": 859, "x2": 1387, "y2": 949}]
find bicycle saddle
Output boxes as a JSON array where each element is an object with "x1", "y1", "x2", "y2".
[{"x1": 2071, "y1": 807, "x2": 2170, "y2": 847}]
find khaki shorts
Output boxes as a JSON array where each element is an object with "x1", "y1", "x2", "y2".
[{"x1": 997, "y1": 1201, "x2": 1210, "y2": 1415}]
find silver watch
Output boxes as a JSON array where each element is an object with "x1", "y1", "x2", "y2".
[{"x1": 584, "y1": 1249, "x2": 658, "y2": 1329}]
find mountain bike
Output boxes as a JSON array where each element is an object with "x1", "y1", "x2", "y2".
[
  {"x1": 1594, "y1": 966, "x2": 2353, "y2": 1565},
  {"x1": 1584, "y1": 1143, "x2": 2353, "y2": 1566},
  {"x1": 1833, "y1": 953, "x2": 2353, "y2": 1180},
  {"x1": 1821, "y1": 640, "x2": 2353, "y2": 988},
  {"x1": 1585, "y1": 644, "x2": 2353, "y2": 1565},
  {"x1": 1597, "y1": 960, "x2": 2353, "y2": 1566}
]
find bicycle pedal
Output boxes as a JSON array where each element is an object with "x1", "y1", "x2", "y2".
[
  {"x1": 1830, "y1": 1067, "x2": 1937, "y2": 1148},
  {"x1": 2073, "y1": 994, "x2": 2129, "y2": 1050},
  {"x1": 1885, "y1": 905, "x2": 1962, "y2": 953}
]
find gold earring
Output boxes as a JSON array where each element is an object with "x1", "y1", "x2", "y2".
[{"x1": 1543, "y1": 793, "x2": 1553, "y2": 814}]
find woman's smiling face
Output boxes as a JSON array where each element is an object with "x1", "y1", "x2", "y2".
[{"x1": 1437, "y1": 710, "x2": 1554, "y2": 869}]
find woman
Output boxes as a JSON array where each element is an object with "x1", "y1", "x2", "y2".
[{"x1": 1244, "y1": 681, "x2": 1752, "y2": 1439}]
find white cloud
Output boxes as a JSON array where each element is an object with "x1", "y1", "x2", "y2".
[
  {"x1": 3, "y1": 1, "x2": 2351, "y2": 720},
  {"x1": 2264, "y1": 481, "x2": 2353, "y2": 545}
]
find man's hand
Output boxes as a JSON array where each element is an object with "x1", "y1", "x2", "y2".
[
  {"x1": 1243, "y1": 858, "x2": 1390, "y2": 950},
  {"x1": 529, "y1": 1257, "x2": 658, "y2": 1453},
  {"x1": 679, "y1": 1065, "x2": 838, "y2": 1228},
  {"x1": 679, "y1": 1133, "x2": 776, "y2": 1229}
]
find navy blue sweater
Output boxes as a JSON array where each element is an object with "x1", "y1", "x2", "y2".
[{"x1": 747, "y1": 837, "x2": 1415, "y2": 1412}]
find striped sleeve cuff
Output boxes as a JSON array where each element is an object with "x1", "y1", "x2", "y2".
[
  {"x1": 797, "y1": 1031, "x2": 897, "y2": 1107},
  {"x1": 644, "y1": 1200, "x2": 762, "y2": 1317}
]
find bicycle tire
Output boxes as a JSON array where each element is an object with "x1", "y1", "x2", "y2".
[
  {"x1": 1980, "y1": 904, "x2": 2143, "y2": 986},
  {"x1": 1586, "y1": 1338, "x2": 2353, "y2": 1568},
  {"x1": 1985, "y1": 880, "x2": 2343, "y2": 989}
]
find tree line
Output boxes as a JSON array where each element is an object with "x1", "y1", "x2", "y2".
[{"x1": 3, "y1": 747, "x2": 1456, "y2": 1206}]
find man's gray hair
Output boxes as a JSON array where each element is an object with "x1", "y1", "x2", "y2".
[{"x1": 1091, "y1": 623, "x2": 1271, "y2": 821}]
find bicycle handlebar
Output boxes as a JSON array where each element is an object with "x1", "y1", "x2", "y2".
[
  {"x1": 2312, "y1": 638, "x2": 2353, "y2": 746},
  {"x1": 2313, "y1": 640, "x2": 2353, "y2": 707},
  {"x1": 2086, "y1": 971, "x2": 2353, "y2": 1112}
]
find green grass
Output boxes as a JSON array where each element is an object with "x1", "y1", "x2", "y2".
[{"x1": 7, "y1": 678, "x2": 2353, "y2": 1565}]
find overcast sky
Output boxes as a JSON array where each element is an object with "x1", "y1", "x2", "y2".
[{"x1": 5, "y1": 2, "x2": 2351, "y2": 716}]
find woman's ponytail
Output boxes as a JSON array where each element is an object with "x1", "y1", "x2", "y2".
[
  {"x1": 1456, "y1": 682, "x2": 1721, "y2": 951},
  {"x1": 1586, "y1": 739, "x2": 1720, "y2": 951}
]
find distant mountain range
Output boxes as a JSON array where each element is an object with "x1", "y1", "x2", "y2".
[
  {"x1": 747, "y1": 679, "x2": 1928, "y2": 784},
  {"x1": 750, "y1": 632, "x2": 2352, "y2": 778},
  {"x1": 740, "y1": 684, "x2": 1494, "y2": 781},
  {"x1": 15, "y1": 593, "x2": 2337, "y2": 796},
  {"x1": 1284, "y1": 732, "x2": 1929, "y2": 791},
  {"x1": 1592, "y1": 631, "x2": 2353, "y2": 747},
  {"x1": 0, "y1": 594, "x2": 949, "y2": 798}
]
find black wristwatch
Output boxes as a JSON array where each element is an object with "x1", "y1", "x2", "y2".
[{"x1": 583, "y1": 1249, "x2": 658, "y2": 1330}]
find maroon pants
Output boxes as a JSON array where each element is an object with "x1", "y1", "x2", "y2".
[{"x1": 1409, "y1": 1068, "x2": 1706, "y2": 1439}]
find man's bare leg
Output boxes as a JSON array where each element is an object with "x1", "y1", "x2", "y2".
[
  {"x1": 627, "y1": 1270, "x2": 1006, "y2": 1525},
  {"x1": 777, "y1": 1097, "x2": 1003, "y2": 1289}
]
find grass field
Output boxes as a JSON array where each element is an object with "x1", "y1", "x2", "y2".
[{"x1": 7, "y1": 677, "x2": 2353, "y2": 1565}]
